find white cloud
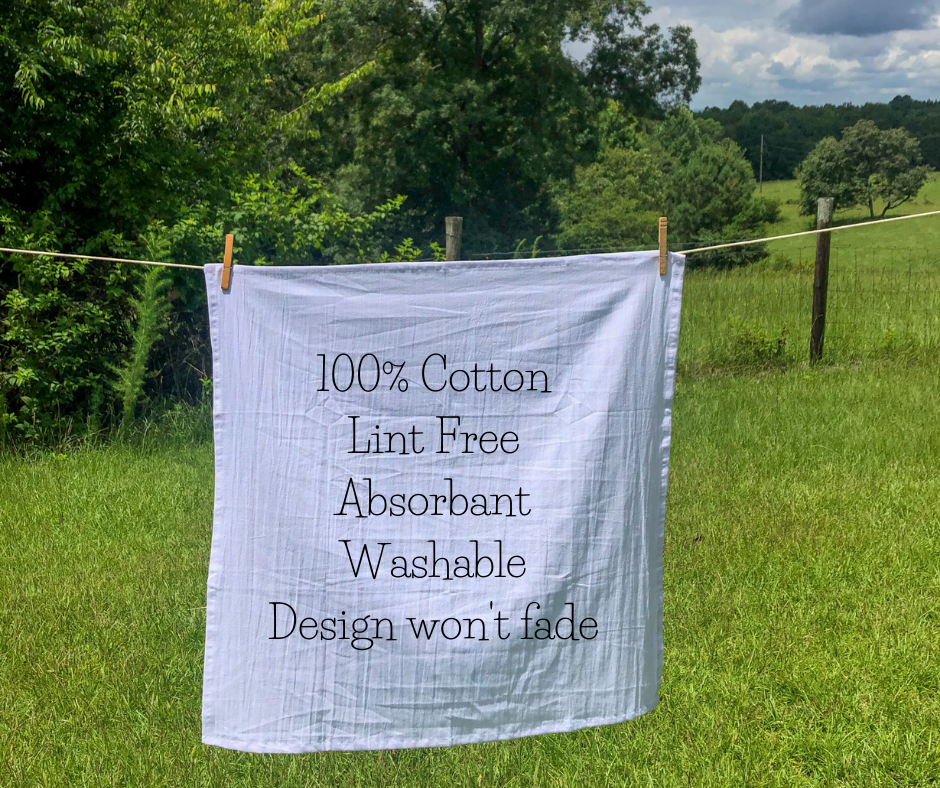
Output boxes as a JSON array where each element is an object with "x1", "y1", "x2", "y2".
[{"x1": 646, "y1": 2, "x2": 940, "y2": 108}]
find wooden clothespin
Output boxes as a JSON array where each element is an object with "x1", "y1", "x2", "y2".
[
  {"x1": 221, "y1": 233, "x2": 234, "y2": 290},
  {"x1": 658, "y1": 217, "x2": 667, "y2": 275}
]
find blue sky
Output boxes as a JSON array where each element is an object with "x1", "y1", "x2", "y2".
[{"x1": 640, "y1": 0, "x2": 939, "y2": 108}]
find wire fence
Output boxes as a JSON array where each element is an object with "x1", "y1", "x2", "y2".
[
  {"x1": 4, "y1": 218, "x2": 939, "y2": 376},
  {"x1": 678, "y1": 244, "x2": 940, "y2": 374}
]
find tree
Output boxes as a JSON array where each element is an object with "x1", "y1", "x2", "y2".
[
  {"x1": 841, "y1": 121, "x2": 931, "y2": 218},
  {"x1": 0, "y1": 0, "x2": 332, "y2": 243},
  {"x1": 794, "y1": 137, "x2": 858, "y2": 215},
  {"x1": 656, "y1": 108, "x2": 777, "y2": 258},
  {"x1": 552, "y1": 106, "x2": 777, "y2": 264},
  {"x1": 580, "y1": 5, "x2": 699, "y2": 118},
  {"x1": 553, "y1": 146, "x2": 665, "y2": 250},
  {"x1": 300, "y1": 0, "x2": 702, "y2": 253},
  {"x1": 0, "y1": 0, "x2": 401, "y2": 437},
  {"x1": 796, "y1": 120, "x2": 931, "y2": 218},
  {"x1": 0, "y1": 0, "x2": 705, "y2": 437}
]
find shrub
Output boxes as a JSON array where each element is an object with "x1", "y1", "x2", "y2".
[{"x1": 723, "y1": 318, "x2": 790, "y2": 369}]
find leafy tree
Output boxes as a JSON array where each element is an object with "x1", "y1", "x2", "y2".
[
  {"x1": 0, "y1": 234, "x2": 134, "y2": 439},
  {"x1": 580, "y1": 5, "x2": 699, "y2": 118},
  {"x1": 668, "y1": 137, "x2": 759, "y2": 240},
  {"x1": 796, "y1": 120, "x2": 931, "y2": 217},
  {"x1": 553, "y1": 146, "x2": 664, "y2": 250},
  {"x1": 225, "y1": 165, "x2": 407, "y2": 267},
  {"x1": 0, "y1": 0, "x2": 401, "y2": 437},
  {"x1": 840, "y1": 121, "x2": 931, "y2": 218},
  {"x1": 553, "y1": 106, "x2": 776, "y2": 264},
  {"x1": 595, "y1": 98, "x2": 643, "y2": 150},
  {"x1": 1, "y1": 0, "x2": 333, "y2": 242},
  {"x1": 0, "y1": 0, "x2": 706, "y2": 439},
  {"x1": 793, "y1": 137, "x2": 857, "y2": 214},
  {"x1": 301, "y1": 0, "x2": 701, "y2": 253},
  {"x1": 657, "y1": 108, "x2": 777, "y2": 262}
]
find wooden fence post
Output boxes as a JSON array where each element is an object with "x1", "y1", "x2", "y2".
[
  {"x1": 445, "y1": 216, "x2": 463, "y2": 261},
  {"x1": 810, "y1": 197, "x2": 834, "y2": 363}
]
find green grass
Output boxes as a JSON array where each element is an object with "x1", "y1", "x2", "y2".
[
  {"x1": 759, "y1": 175, "x2": 940, "y2": 265},
  {"x1": 678, "y1": 264, "x2": 940, "y2": 374},
  {"x1": 3, "y1": 181, "x2": 939, "y2": 782},
  {"x1": 676, "y1": 175, "x2": 940, "y2": 373},
  {"x1": 3, "y1": 360, "x2": 939, "y2": 786}
]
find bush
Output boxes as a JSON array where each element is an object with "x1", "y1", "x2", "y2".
[
  {"x1": 0, "y1": 225, "x2": 135, "y2": 440},
  {"x1": 552, "y1": 106, "x2": 777, "y2": 266},
  {"x1": 723, "y1": 318, "x2": 790, "y2": 369}
]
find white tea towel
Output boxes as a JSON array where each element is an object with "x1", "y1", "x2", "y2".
[{"x1": 202, "y1": 252, "x2": 685, "y2": 752}]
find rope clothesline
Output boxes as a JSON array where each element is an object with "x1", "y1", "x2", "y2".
[
  {"x1": 500, "y1": 209, "x2": 940, "y2": 258},
  {"x1": 1, "y1": 209, "x2": 938, "y2": 270},
  {"x1": 0, "y1": 246, "x2": 203, "y2": 270},
  {"x1": 681, "y1": 209, "x2": 940, "y2": 254}
]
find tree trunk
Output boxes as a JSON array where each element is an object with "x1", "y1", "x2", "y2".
[{"x1": 473, "y1": 14, "x2": 484, "y2": 72}]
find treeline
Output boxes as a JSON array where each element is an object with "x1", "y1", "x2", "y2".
[{"x1": 700, "y1": 96, "x2": 940, "y2": 181}]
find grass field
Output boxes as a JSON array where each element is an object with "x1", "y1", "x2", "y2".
[
  {"x1": 677, "y1": 175, "x2": 940, "y2": 373},
  {"x1": 759, "y1": 176, "x2": 940, "y2": 265},
  {"x1": 3, "y1": 359, "x2": 939, "y2": 786},
  {"x1": 2, "y1": 178, "x2": 939, "y2": 785}
]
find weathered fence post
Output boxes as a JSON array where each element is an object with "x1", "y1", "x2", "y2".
[
  {"x1": 445, "y1": 216, "x2": 463, "y2": 261},
  {"x1": 810, "y1": 197, "x2": 834, "y2": 363}
]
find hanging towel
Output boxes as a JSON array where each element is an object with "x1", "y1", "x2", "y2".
[{"x1": 201, "y1": 252, "x2": 685, "y2": 752}]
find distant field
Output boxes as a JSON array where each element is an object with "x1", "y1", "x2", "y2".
[
  {"x1": 677, "y1": 175, "x2": 940, "y2": 372},
  {"x1": 759, "y1": 175, "x2": 940, "y2": 267}
]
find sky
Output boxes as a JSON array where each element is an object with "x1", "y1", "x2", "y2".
[{"x1": 638, "y1": 0, "x2": 940, "y2": 109}]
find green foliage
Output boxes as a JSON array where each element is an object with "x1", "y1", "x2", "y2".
[
  {"x1": 578, "y1": 2, "x2": 700, "y2": 117},
  {"x1": 554, "y1": 146, "x2": 664, "y2": 250},
  {"x1": 226, "y1": 165, "x2": 406, "y2": 266},
  {"x1": 112, "y1": 227, "x2": 174, "y2": 434},
  {"x1": 0, "y1": 0, "x2": 338, "y2": 239},
  {"x1": 374, "y1": 239, "x2": 446, "y2": 263},
  {"x1": 794, "y1": 136, "x2": 857, "y2": 214},
  {"x1": 553, "y1": 106, "x2": 777, "y2": 264},
  {"x1": 0, "y1": 223, "x2": 134, "y2": 440},
  {"x1": 515, "y1": 237, "x2": 544, "y2": 258},
  {"x1": 113, "y1": 266, "x2": 170, "y2": 433},
  {"x1": 797, "y1": 121, "x2": 931, "y2": 218},
  {"x1": 0, "y1": 0, "x2": 407, "y2": 440},
  {"x1": 303, "y1": 0, "x2": 701, "y2": 253},
  {"x1": 660, "y1": 112, "x2": 758, "y2": 241},
  {"x1": 595, "y1": 98, "x2": 643, "y2": 150},
  {"x1": 841, "y1": 122, "x2": 932, "y2": 218},
  {"x1": 0, "y1": 0, "x2": 707, "y2": 440},
  {"x1": 722, "y1": 318, "x2": 789, "y2": 369}
]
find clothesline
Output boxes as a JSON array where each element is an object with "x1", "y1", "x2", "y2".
[
  {"x1": 483, "y1": 209, "x2": 940, "y2": 257},
  {"x1": 681, "y1": 209, "x2": 940, "y2": 254},
  {"x1": 0, "y1": 246, "x2": 203, "y2": 269},
  {"x1": 1, "y1": 209, "x2": 938, "y2": 270}
]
